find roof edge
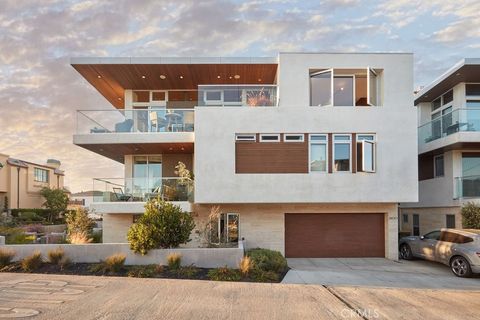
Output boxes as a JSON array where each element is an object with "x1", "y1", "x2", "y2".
[{"x1": 70, "y1": 56, "x2": 278, "y2": 65}]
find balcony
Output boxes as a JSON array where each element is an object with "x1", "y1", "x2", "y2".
[
  {"x1": 455, "y1": 175, "x2": 480, "y2": 199},
  {"x1": 418, "y1": 108, "x2": 480, "y2": 154},
  {"x1": 197, "y1": 85, "x2": 278, "y2": 107},
  {"x1": 76, "y1": 109, "x2": 194, "y2": 134},
  {"x1": 90, "y1": 177, "x2": 194, "y2": 214}
]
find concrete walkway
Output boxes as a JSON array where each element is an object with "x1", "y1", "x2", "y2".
[
  {"x1": 282, "y1": 258, "x2": 480, "y2": 289},
  {"x1": 0, "y1": 272, "x2": 479, "y2": 319}
]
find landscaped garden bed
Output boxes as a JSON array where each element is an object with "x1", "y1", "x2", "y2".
[{"x1": 0, "y1": 248, "x2": 289, "y2": 283}]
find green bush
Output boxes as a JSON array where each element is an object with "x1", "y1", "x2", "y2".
[
  {"x1": 250, "y1": 269, "x2": 279, "y2": 282},
  {"x1": 21, "y1": 251, "x2": 43, "y2": 272},
  {"x1": 461, "y1": 202, "x2": 480, "y2": 229},
  {"x1": 207, "y1": 266, "x2": 241, "y2": 281},
  {"x1": 104, "y1": 253, "x2": 126, "y2": 273},
  {"x1": 0, "y1": 227, "x2": 32, "y2": 244},
  {"x1": 175, "y1": 265, "x2": 199, "y2": 279},
  {"x1": 0, "y1": 248, "x2": 15, "y2": 267},
  {"x1": 246, "y1": 248, "x2": 288, "y2": 273},
  {"x1": 127, "y1": 199, "x2": 195, "y2": 255},
  {"x1": 47, "y1": 247, "x2": 65, "y2": 265},
  {"x1": 127, "y1": 265, "x2": 157, "y2": 278},
  {"x1": 11, "y1": 208, "x2": 51, "y2": 218},
  {"x1": 167, "y1": 253, "x2": 182, "y2": 270},
  {"x1": 16, "y1": 212, "x2": 43, "y2": 222}
]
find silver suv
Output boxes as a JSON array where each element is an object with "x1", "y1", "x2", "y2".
[{"x1": 399, "y1": 228, "x2": 480, "y2": 277}]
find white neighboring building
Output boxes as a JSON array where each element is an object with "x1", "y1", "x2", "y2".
[{"x1": 71, "y1": 53, "x2": 417, "y2": 260}]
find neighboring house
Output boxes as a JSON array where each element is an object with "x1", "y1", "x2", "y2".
[
  {"x1": 0, "y1": 153, "x2": 65, "y2": 210},
  {"x1": 71, "y1": 53, "x2": 417, "y2": 259},
  {"x1": 69, "y1": 190, "x2": 104, "y2": 208},
  {"x1": 400, "y1": 58, "x2": 480, "y2": 236}
]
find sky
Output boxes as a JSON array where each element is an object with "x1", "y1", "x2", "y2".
[{"x1": 0, "y1": 0, "x2": 479, "y2": 193}]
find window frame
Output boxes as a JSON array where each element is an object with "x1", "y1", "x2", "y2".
[
  {"x1": 34, "y1": 167, "x2": 49, "y2": 183},
  {"x1": 434, "y1": 154, "x2": 445, "y2": 178},
  {"x1": 333, "y1": 134, "x2": 352, "y2": 173},
  {"x1": 235, "y1": 134, "x2": 256, "y2": 142},
  {"x1": 259, "y1": 134, "x2": 280, "y2": 142},
  {"x1": 309, "y1": 134, "x2": 328, "y2": 173},
  {"x1": 203, "y1": 90, "x2": 223, "y2": 105},
  {"x1": 284, "y1": 134, "x2": 305, "y2": 143},
  {"x1": 310, "y1": 69, "x2": 333, "y2": 107},
  {"x1": 430, "y1": 89, "x2": 454, "y2": 115}
]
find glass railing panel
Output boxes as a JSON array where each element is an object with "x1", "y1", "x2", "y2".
[
  {"x1": 454, "y1": 175, "x2": 480, "y2": 199},
  {"x1": 76, "y1": 109, "x2": 194, "y2": 134},
  {"x1": 92, "y1": 177, "x2": 194, "y2": 202},
  {"x1": 418, "y1": 108, "x2": 480, "y2": 145},
  {"x1": 197, "y1": 85, "x2": 278, "y2": 107}
]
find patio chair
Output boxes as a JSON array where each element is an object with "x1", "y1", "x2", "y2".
[
  {"x1": 113, "y1": 187, "x2": 133, "y2": 201},
  {"x1": 115, "y1": 119, "x2": 134, "y2": 132}
]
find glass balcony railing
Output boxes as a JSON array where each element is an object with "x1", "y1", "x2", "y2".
[
  {"x1": 76, "y1": 109, "x2": 194, "y2": 134},
  {"x1": 197, "y1": 85, "x2": 278, "y2": 107},
  {"x1": 454, "y1": 175, "x2": 480, "y2": 199},
  {"x1": 418, "y1": 108, "x2": 480, "y2": 145},
  {"x1": 92, "y1": 177, "x2": 194, "y2": 202}
]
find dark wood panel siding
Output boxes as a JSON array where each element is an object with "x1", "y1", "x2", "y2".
[
  {"x1": 235, "y1": 134, "x2": 308, "y2": 173},
  {"x1": 419, "y1": 154, "x2": 434, "y2": 181},
  {"x1": 285, "y1": 213, "x2": 385, "y2": 258}
]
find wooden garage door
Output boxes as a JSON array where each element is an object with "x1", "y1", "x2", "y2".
[{"x1": 285, "y1": 213, "x2": 385, "y2": 258}]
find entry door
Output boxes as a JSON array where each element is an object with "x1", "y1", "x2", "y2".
[{"x1": 413, "y1": 214, "x2": 420, "y2": 236}]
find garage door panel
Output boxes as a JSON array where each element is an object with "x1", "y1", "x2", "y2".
[{"x1": 285, "y1": 213, "x2": 385, "y2": 258}]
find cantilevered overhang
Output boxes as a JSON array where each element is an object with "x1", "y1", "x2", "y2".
[
  {"x1": 415, "y1": 58, "x2": 480, "y2": 104},
  {"x1": 73, "y1": 132, "x2": 194, "y2": 163},
  {"x1": 71, "y1": 57, "x2": 278, "y2": 108}
]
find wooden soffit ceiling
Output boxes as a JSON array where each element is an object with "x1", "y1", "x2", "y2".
[{"x1": 72, "y1": 63, "x2": 278, "y2": 108}]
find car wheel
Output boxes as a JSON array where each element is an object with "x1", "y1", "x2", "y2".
[
  {"x1": 450, "y1": 256, "x2": 473, "y2": 278},
  {"x1": 399, "y1": 244, "x2": 413, "y2": 260}
]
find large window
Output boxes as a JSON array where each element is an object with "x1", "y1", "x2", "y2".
[
  {"x1": 462, "y1": 154, "x2": 480, "y2": 177},
  {"x1": 434, "y1": 154, "x2": 444, "y2": 177},
  {"x1": 309, "y1": 135, "x2": 328, "y2": 172},
  {"x1": 133, "y1": 155, "x2": 162, "y2": 193},
  {"x1": 34, "y1": 168, "x2": 49, "y2": 183},
  {"x1": 310, "y1": 68, "x2": 380, "y2": 107},
  {"x1": 333, "y1": 134, "x2": 351, "y2": 172}
]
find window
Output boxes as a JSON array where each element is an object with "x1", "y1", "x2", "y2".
[
  {"x1": 423, "y1": 230, "x2": 441, "y2": 240},
  {"x1": 34, "y1": 168, "x2": 49, "y2": 183},
  {"x1": 151, "y1": 91, "x2": 166, "y2": 102},
  {"x1": 443, "y1": 90, "x2": 453, "y2": 105},
  {"x1": 132, "y1": 91, "x2": 149, "y2": 103},
  {"x1": 431, "y1": 90, "x2": 453, "y2": 111},
  {"x1": 466, "y1": 84, "x2": 480, "y2": 96},
  {"x1": 402, "y1": 214, "x2": 408, "y2": 223},
  {"x1": 133, "y1": 155, "x2": 162, "y2": 193},
  {"x1": 466, "y1": 100, "x2": 480, "y2": 108},
  {"x1": 284, "y1": 134, "x2": 304, "y2": 142},
  {"x1": 446, "y1": 214, "x2": 456, "y2": 228},
  {"x1": 310, "y1": 70, "x2": 332, "y2": 106},
  {"x1": 235, "y1": 134, "x2": 256, "y2": 142},
  {"x1": 209, "y1": 213, "x2": 240, "y2": 244},
  {"x1": 440, "y1": 231, "x2": 473, "y2": 244},
  {"x1": 224, "y1": 89, "x2": 242, "y2": 104},
  {"x1": 309, "y1": 134, "x2": 327, "y2": 172},
  {"x1": 204, "y1": 90, "x2": 222, "y2": 105},
  {"x1": 334, "y1": 76, "x2": 354, "y2": 106},
  {"x1": 413, "y1": 214, "x2": 420, "y2": 236},
  {"x1": 432, "y1": 97, "x2": 441, "y2": 111},
  {"x1": 260, "y1": 134, "x2": 280, "y2": 142},
  {"x1": 333, "y1": 134, "x2": 351, "y2": 172},
  {"x1": 434, "y1": 155, "x2": 444, "y2": 177},
  {"x1": 357, "y1": 135, "x2": 376, "y2": 173}
]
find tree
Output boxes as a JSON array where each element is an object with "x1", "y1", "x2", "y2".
[
  {"x1": 65, "y1": 207, "x2": 95, "y2": 244},
  {"x1": 127, "y1": 198, "x2": 195, "y2": 255},
  {"x1": 40, "y1": 187, "x2": 69, "y2": 222},
  {"x1": 461, "y1": 202, "x2": 480, "y2": 229}
]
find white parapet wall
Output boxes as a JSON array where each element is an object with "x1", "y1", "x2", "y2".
[{"x1": 1, "y1": 242, "x2": 245, "y2": 268}]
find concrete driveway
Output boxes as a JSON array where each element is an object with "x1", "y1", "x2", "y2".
[{"x1": 282, "y1": 258, "x2": 480, "y2": 289}]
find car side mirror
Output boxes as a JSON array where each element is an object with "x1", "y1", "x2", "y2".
[{"x1": 420, "y1": 236, "x2": 425, "y2": 240}]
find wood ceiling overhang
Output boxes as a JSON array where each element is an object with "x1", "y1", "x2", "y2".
[{"x1": 72, "y1": 62, "x2": 278, "y2": 108}]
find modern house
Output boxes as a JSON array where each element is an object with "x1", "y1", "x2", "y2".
[
  {"x1": 400, "y1": 59, "x2": 480, "y2": 236},
  {"x1": 0, "y1": 153, "x2": 65, "y2": 210},
  {"x1": 71, "y1": 53, "x2": 417, "y2": 259}
]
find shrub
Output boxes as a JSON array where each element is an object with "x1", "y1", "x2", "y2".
[
  {"x1": 167, "y1": 252, "x2": 182, "y2": 270},
  {"x1": 127, "y1": 265, "x2": 157, "y2": 278},
  {"x1": 0, "y1": 248, "x2": 15, "y2": 267},
  {"x1": 239, "y1": 256, "x2": 253, "y2": 277},
  {"x1": 104, "y1": 253, "x2": 126, "y2": 273},
  {"x1": 175, "y1": 264, "x2": 199, "y2": 279},
  {"x1": 0, "y1": 227, "x2": 32, "y2": 244},
  {"x1": 47, "y1": 247, "x2": 65, "y2": 265},
  {"x1": 21, "y1": 251, "x2": 43, "y2": 272},
  {"x1": 207, "y1": 266, "x2": 241, "y2": 281},
  {"x1": 127, "y1": 199, "x2": 195, "y2": 254},
  {"x1": 17, "y1": 212, "x2": 43, "y2": 222},
  {"x1": 246, "y1": 248, "x2": 287, "y2": 273},
  {"x1": 250, "y1": 269, "x2": 279, "y2": 282},
  {"x1": 66, "y1": 207, "x2": 95, "y2": 243},
  {"x1": 461, "y1": 202, "x2": 480, "y2": 229}
]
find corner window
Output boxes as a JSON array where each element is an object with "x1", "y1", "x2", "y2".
[
  {"x1": 235, "y1": 134, "x2": 256, "y2": 142},
  {"x1": 309, "y1": 134, "x2": 327, "y2": 172},
  {"x1": 260, "y1": 134, "x2": 280, "y2": 142},
  {"x1": 34, "y1": 168, "x2": 49, "y2": 183},
  {"x1": 446, "y1": 214, "x2": 455, "y2": 228},
  {"x1": 333, "y1": 134, "x2": 351, "y2": 172},
  {"x1": 284, "y1": 134, "x2": 304, "y2": 142},
  {"x1": 434, "y1": 154, "x2": 444, "y2": 177}
]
